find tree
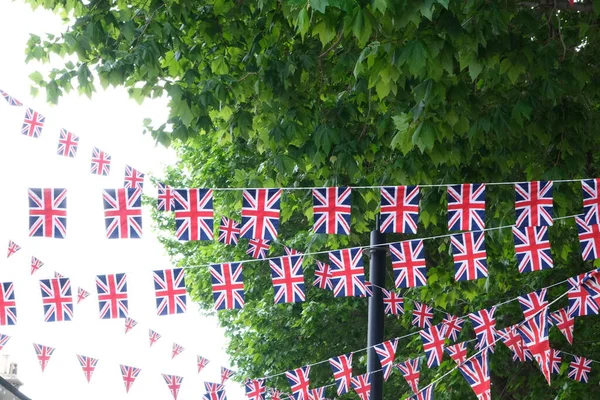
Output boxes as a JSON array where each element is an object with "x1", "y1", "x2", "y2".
[{"x1": 26, "y1": 0, "x2": 600, "y2": 398}]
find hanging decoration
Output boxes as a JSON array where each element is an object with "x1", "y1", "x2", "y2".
[
  {"x1": 28, "y1": 188, "x2": 67, "y2": 239},
  {"x1": 57, "y1": 129, "x2": 79, "y2": 158},
  {"x1": 312, "y1": 187, "x2": 352, "y2": 235},
  {"x1": 21, "y1": 108, "x2": 45, "y2": 138},
  {"x1": 390, "y1": 241, "x2": 427, "y2": 288},
  {"x1": 515, "y1": 181, "x2": 554, "y2": 227},
  {"x1": 120, "y1": 364, "x2": 141, "y2": 393},
  {"x1": 123, "y1": 165, "x2": 145, "y2": 189},
  {"x1": 218, "y1": 217, "x2": 240, "y2": 246},
  {"x1": 6, "y1": 240, "x2": 20, "y2": 258},
  {"x1": 329, "y1": 353, "x2": 353, "y2": 396},
  {"x1": 379, "y1": 186, "x2": 420, "y2": 234}
]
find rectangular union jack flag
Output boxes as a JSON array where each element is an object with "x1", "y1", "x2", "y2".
[
  {"x1": 382, "y1": 289, "x2": 404, "y2": 315},
  {"x1": 286, "y1": 366, "x2": 311, "y2": 400},
  {"x1": 513, "y1": 226, "x2": 553, "y2": 273},
  {"x1": 310, "y1": 386, "x2": 326, "y2": 400},
  {"x1": 445, "y1": 342, "x2": 468, "y2": 364},
  {"x1": 420, "y1": 323, "x2": 447, "y2": 368},
  {"x1": 103, "y1": 188, "x2": 143, "y2": 239},
  {"x1": 209, "y1": 262, "x2": 244, "y2": 310},
  {"x1": 29, "y1": 188, "x2": 67, "y2": 239},
  {"x1": 0, "y1": 282, "x2": 17, "y2": 326},
  {"x1": 247, "y1": 238, "x2": 270, "y2": 259},
  {"x1": 396, "y1": 358, "x2": 420, "y2": 394},
  {"x1": 96, "y1": 273, "x2": 129, "y2": 319},
  {"x1": 568, "y1": 355, "x2": 592, "y2": 383},
  {"x1": 497, "y1": 326, "x2": 527, "y2": 362},
  {"x1": 34, "y1": 343, "x2": 55, "y2": 372},
  {"x1": 582, "y1": 178, "x2": 600, "y2": 225},
  {"x1": 120, "y1": 364, "x2": 141, "y2": 393},
  {"x1": 458, "y1": 349, "x2": 490, "y2": 400},
  {"x1": 197, "y1": 355, "x2": 210, "y2": 373},
  {"x1": 575, "y1": 217, "x2": 600, "y2": 261},
  {"x1": 162, "y1": 374, "x2": 183, "y2": 400},
  {"x1": 469, "y1": 307, "x2": 497, "y2": 353},
  {"x1": 240, "y1": 189, "x2": 282, "y2": 240},
  {"x1": 218, "y1": 216, "x2": 240, "y2": 246},
  {"x1": 174, "y1": 188, "x2": 214, "y2": 241},
  {"x1": 0, "y1": 89, "x2": 22, "y2": 106},
  {"x1": 515, "y1": 181, "x2": 553, "y2": 227},
  {"x1": 312, "y1": 187, "x2": 352, "y2": 235},
  {"x1": 157, "y1": 183, "x2": 175, "y2": 211},
  {"x1": 442, "y1": 313, "x2": 464, "y2": 342},
  {"x1": 329, "y1": 248, "x2": 367, "y2": 297},
  {"x1": 550, "y1": 349, "x2": 562, "y2": 375},
  {"x1": 154, "y1": 268, "x2": 187, "y2": 315},
  {"x1": 40, "y1": 278, "x2": 73, "y2": 322},
  {"x1": 447, "y1": 183, "x2": 486, "y2": 231},
  {"x1": 245, "y1": 379, "x2": 266, "y2": 400},
  {"x1": 269, "y1": 256, "x2": 305, "y2": 304},
  {"x1": 124, "y1": 165, "x2": 145, "y2": 189},
  {"x1": 451, "y1": 232, "x2": 488, "y2": 281},
  {"x1": 57, "y1": 129, "x2": 79, "y2": 158},
  {"x1": 22, "y1": 108, "x2": 45, "y2": 138},
  {"x1": 7, "y1": 240, "x2": 20, "y2": 258},
  {"x1": 77, "y1": 355, "x2": 98, "y2": 383},
  {"x1": 567, "y1": 273, "x2": 599, "y2": 317},
  {"x1": 379, "y1": 186, "x2": 420, "y2": 234},
  {"x1": 549, "y1": 308, "x2": 574, "y2": 344},
  {"x1": 30, "y1": 256, "x2": 44, "y2": 275},
  {"x1": 390, "y1": 240, "x2": 427, "y2": 288},
  {"x1": 284, "y1": 246, "x2": 301, "y2": 256},
  {"x1": 351, "y1": 373, "x2": 371, "y2": 400},
  {"x1": 411, "y1": 301, "x2": 433, "y2": 329},
  {"x1": 313, "y1": 261, "x2": 333, "y2": 291},
  {"x1": 329, "y1": 353, "x2": 353, "y2": 395},
  {"x1": 90, "y1": 147, "x2": 111, "y2": 176},
  {"x1": 375, "y1": 339, "x2": 397, "y2": 381}
]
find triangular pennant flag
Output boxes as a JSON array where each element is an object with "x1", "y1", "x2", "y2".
[
  {"x1": 395, "y1": 358, "x2": 420, "y2": 394},
  {"x1": 374, "y1": 339, "x2": 397, "y2": 381},
  {"x1": 124, "y1": 317, "x2": 137, "y2": 334},
  {"x1": 202, "y1": 390, "x2": 226, "y2": 400},
  {"x1": 285, "y1": 366, "x2": 311, "y2": 400},
  {"x1": 197, "y1": 355, "x2": 210, "y2": 373},
  {"x1": 445, "y1": 342, "x2": 468, "y2": 364},
  {"x1": 245, "y1": 378, "x2": 266, "y2": 400},
  {"x1": 204, "y1": 382, "x2": 224, "y2": 392},
  {"x1": 268, "y1": 388, "x2": 284, "y2": 400},
  {"x1": 351, "y1": 372, "x2": 371, "y2": 400},
  {"x1": 497, "y1": 326, "x2": 528, "y2": 362},
  {"x1": 30, "y1": 256, "x2": 44, "y2": 275},
  {"x1": 284, "y1": 246, "x2": 302, "y2": 256},
  {"x1": 0, "y1": 89, "x2": 23, "y2": 106},
  {"x1": 54, "y1": 271, "x2": 64, "y2": 279},
  {"x1": 567, "y1": 272, "x2": 599, "y2": 316},
  {"x1": 7, "y1": 241, "x2": 20, "y2": 258},
  {"x1": 77, "y1": 287, "x2": 90, "y2": 304},
  {"x1": 77, "y1": 355, "x2": 99, "y2": 383},
  {"x1": 120, "y1": 364, "x2": 141, "y2": 393},
  {"x1": 172, "y1": 343, "x2": 185, "y2": 359},
  {"x1": 149, "y1": 329, "x2": 161, "y2": 347},
  {"x1": 420, "y1": 323, "x2": 446, "y2": 368},
  {"x1": 441, "y1": 313, "x2": 463, "y2": 342},
  {"x1": 162, "y1": 374, "x2": 184, "y2": 400},
  {"x1": 221, "y1": 366, "x2": 234, "y2": 384},
  {"x1": 405, "y1": 383, "x2": 434, "y2": 400},
  {"x1": 33, "y1": 344, "x2": 55, "y2": 372},
  {"x1": 532, "y1": 350, "x2": 552, "y2": 385},
  {"x1": 458, "y1": 350, "x2": 490, "y2": 400},
  {"x1": 549, "y1": 308, "x2": 575, "y2": 344},
  {"x1": 329, "y1": 353, "x2": 353, "y2": 395},
  {"x1": 0, "y1": 334, "x2": 10, "y2": 350}
]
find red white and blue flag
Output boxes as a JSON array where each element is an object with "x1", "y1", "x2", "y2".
[
  {"x1": 405, "y1": 384, "x2": 434, "y2": 400},
  {"x1": 458, "y1": 349, "x2": 490, "y2": 400},
  {"x1": 567, "y1": 273, "x2": 599, "y2": 317},
  {"x1": 285, "y1": 366, "x2": 311, "y2": 400},
  {"x1": 568, "y1": 355, "x2": 592, "y2": 383},
  {"x1": 202, "y1": 390, "x2": 226, "y2": 400},
  {"x1": 162, "y1": 374, "x2": 183, "y2": 400},
  {"x1": 219, "y1": 216, "x2": 240, "y2": 246},
  {"x1": 120, "y1": 364, "x2": 141, "y2": 393},
  {"x1": 575, "y1": 217, "x2": 600, "y2": 261},
  {"x1": 153, "y1": 268, "x2": 187, "y2": 315},
  {"x1": 329, "y1": 353, "x2": 353, "y2": 395},
  {"x1": 28, "y1": 188, "x2": 67, "y2": 239},
  {"x1": 40, "y1": 278, "x2": 73, "y2": 322},
  {"x1": 7, "y1": 241, "x2": 20, "y2": 258},
  {"x1": 124, "y1": 317, "x2": 137, "y2": 334},
  {"x1": 284, "y1": 246, "x2": 302, "y2": 256},
  {"x1": 451, "y1": 232, "x2": 488, "y2": 281},
  {"x1": 469, "y1": 307, "x2": 497, "y2": 353},
  {"x1": 30, "y1": 256, "x2": 44, "y2": 275},
  {"x1": 174, "y1": 189, "x2": 214, "y2": 241},
  {"x1": 497, "y1": 326, "x2": 527, "y2": 362},
  {"x1": 221, "y1": 367, "x2": 234, "y2": 383},
  {"x1": 441, "y1": 313, "x2": 463, "y2": 342},
  {"x1": 210, "y1": 263, "x2": 244, "y2": 310},
  {"x1": 582, "y1": 178, "x2": 600, "y2": 225},
  {"x1": 172, "y1": 343, "x2": 185, "y2": 359},
  {"x1": 149, "y1": 329, "x2": 161, "y2": 347},
  {"x1": 57, "y1": 129, "x2": 79, "y2": 158},
  {"x1": 0, "y1": 89, "x2": 22, "y2": 106},
  {"x1": 351, "y1": 373, "x2": 371, "y2": 400},
  {"x1": 411, "y1": 302, "x2": 433, "y2": 329},
  {"x1": 103, "y1": 188, "x2": 143, "y2": 239},
  {"x1": 329, "y1": 248, "x2": 367, "y2": 297},
  {"x1": 90, "y1": 147, "x2": 111, "y2": 176},
  {"x1": 33, "y1": 343, "x2": 55, "y2": 372},
  {"x1": 0, "y1": 334, "x2": 10, "y2": 351},
  {"x1": 309, "y1": 386, "x2": 326, "y2": 400},
  {"x1": 518, "y1": 289, "x2": 548, "y2": 319},
  {"x1": 379, "y1": 186, "x2": 420, "y2": 234},
  {"x1": 312, "y1": 187, "x2": 352, "y2": 235},
  {"x1": 197, "y1": 355, "x2": 210, "y2": 373},
  {"x1": 445, "y1": 341, "x2": 468, "y2": 364},
  {"x1": 268, "y1": 388, "x2": 284, "y2": 400},
  {"x1": 518, "y1": 307, "x2": 550, "y2": 361},
  {"x1": 240, "y1": 189, "x2": 282, "y2": 240},
  {"x1": 515, "y1": 181, "x2": 553, "y2": 227},
  {"x1": 375, "y1": 339, "x2": 397, "y2": 381},
  {"x1": 77, "y1": 355, "x2": 98, "y2": 383},
  {"x1": 204, "y1": 382, "x2": 224, "y2": 393},
  {"x1": 549, "y1": 349, "x2": 562, "y2": 375},
  {"x1": 245, "y1": 379, "x2": 266, "y2": 400},
  {"x1": 21, "y1": 108, "x2": 45, "y2": 138},
  {"x1": 247, "y1": 238, "x2": 270, "y2": 259},
  {"x1": 447, "y1": 183, "x2": 486, "y2": 231},
  {"x1": 313, "y1": 261, "x2": 333, "y2": 291},
  {"x1": 269, "y1": 256, "x2": 305, "y2": 304},
  {"x1": 420, "y1": 323, "x2": 447, "y2": 368},
  {"x1": 549, "y1": 308, "x2": 574, "y2": 344},
  {"x1": 382, "y1": 289, "x2": 404, "y2": 315},
  {"x1": 390, "y1": 241, "x2": 427, "y2": 288},
  {"x1": 513, "y1": 226, "x2": 553, "y2": 273},
  {"x1": 157, "y1": 183, "x2": 175, "y2": 211},
  {"x1": 96, "y1": 273, "x2": 128, "y2": 319},
  {"x1": 77, "y1": 287, "x2": 89, "y2": 304},
  {"x1": 396, "y1": 358, "x2": 420, "y2": 394},
  {"x1": 0, "y1": 283, "x2": 16, "y2": 326},
  {"x1": 124, "y1": 165, "x2": 145, "y2": 189}
]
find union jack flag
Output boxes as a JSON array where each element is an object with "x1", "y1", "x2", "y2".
[
  {"x1": 582, "y1": 178, "x2": 600, "y2": 225},
  {"x1": 582, "y1": 269, "x2": 600, "y2": 308},
  {"x1": 124, "y1": 317, "x2": 137, "y2": 334},
  {"x1": 451, "y1": 232, "x2": 488, "y2": 281},
  {"x1": 33, "y1": 343, "x2": 55, "y2": 372},
  {"x1": 284, "y1": 246, "x2": 302, "y2": 256},
  {"x1": 124, "y1": 165, "x2": 145, "y2": 189},
  {"x1": 197, "y1": 355, "x2": 210, "y2": 373},
  {"x1": 568, "y1": 355, "x2": 592, "y2": 383},
  {"x1": 375, "y1": 339, "x2": 397, "y2": 381},
  {"x1": 157, "y1": 183, "x2": 175, "y2": 211},
  {"x1": 390, "y1": 241, "x2": 427, "y2": 288},
  {"x1": 245, "y1": 379, "x2": 266, "y2": 400},
  {"x1": 379, "y1": 186, "x2": 420, "y2": 234},
  {"x1": 496, "y1": 326, "x2": 527, "y2": 362},
  {"x1": 469, "y1": 307, "x2": 497, "y2": 353},
  {"x1": 96, "y1": 273, "x2": 128, "y2": 319},
  {"x1": 382, "y1": 289, "x2": 404, "y2": 315},
  {"x1": 202, "y1": 390, "x2": 226, "y2": 400},
  {"x1": 567, "y1": 273, "x2": 599, "y2": 317},
  {"x1": 21, "y1": 108, "x2": 45, "y2": 138},
  {"x1": 513, "y1": 226, "x2": 553, "y2": 273},
  {"x1": 329, "y1": 248, "x2": 367, "y2": 297},
  {"x1": 268, "y1": 388, "x2": 286, "y2": 400},
  {"x1": 576, "y1": 217, "x2": 600, "y2": 261},
  {"x1": 219, "y1": 216, "x2": 240, "y2": 245},
  {"x1": 54, "y1": 271, "x2": 64, "y2": 279},
  {"x1": 102, "y1": 188, "x2": 143, "y2": 239},
  {"x1": 90, "y1": 147, "x2": 111, "y2": 176},
  {"x1": 269, "y1": 256, "x2": 305, "y2": 304},
  {"x1": 351, "y1": 373, "x2": 371, "y2": 400},
  {"x1": 221, "y1": 366, "x2": 234, "y2": 383},
  {"x1": 77, "y1": 355, "x2": 98, "y2": 383},
  {"x1": 313, "y1": 261, "x2": 333, "y2": 291},
  {"x1": 312, "y1": 187, "x2": 352, "y2": 235},
  {"x1": 204, "y1": 382, "x2": 224, "y2": 393},
  {"x1": 210, "y1": 263, "x2": 244, "y2": 310},
  {"x1": 447, "y1": 183, "x2": 486, "y2": 231},
  {"x1": 149, "y1": 329, "x2": 161, "y2": 346},
  {"x1": 411, "y1": 302, "x2": 433, "y2": 329},
  {"x1": 77, "y1": 287, "x2": 89, "y2": 304},
  {"x1": 405, "y1": 384, "x2": 434, "y2": 400},
  {"x1": 162, "y1": 374, "x2": 184, "y2": 400},
  {"x1": 0, "y1": 89, "x2": 22, "y2": 106},
  {"x1": 7, "y1": 241, "x2": 20, "y2": 258},
  {"x1": 286, "y1": 366, "x2": 311, "y2": 400},
  {"x1": 30, "y1": 256, "x2": 44, "y2": 275},
  {"x1": 120, "y1": 364, "x2": 141, "y2": 393},
  {"x1": 0, "y1": 334, "x2": 10, "y2": 351},
  {"x1": 329, "y1": 353, "x2": 353, "y2": 395},
  {"x1": 441, "y1": 313, "x2": 463, "y2": 342},
  {"x1": 420, "y1": 323, "x2": 447, "y2": 368},
  {"x1": 171, "y1": 343, "x2": 185, "y2": 359},
  {"x1": 240, "y1": 189, "x2": 282, "y2": 240},
  {"x1": 515, "y1": 181, "x2": 553, "y2": 227},
  {"x1": 549, "y1": 349, "x2": 562, "y2": 375},
  {"x1": 174, "y1": 189, "x2": 214, "y2": 241},
  {"x1": 458, "y1": 349, "x2": 490, "y2": 400},
  {"x1": 518, "y1": 308, "x2": 550, "y2": 359},
  {"x1": 445, "y1": 341, "x2": 468, "y2": 364},
  {"x1": 396, "y1": 358, "x2": 420, "y2": 394},
  {"x1": 40, "y1": 278, "x2": 73, "y2": 322},
  {"x1": 309, "y1": 386, "x2": 326, "y2": 400},
  {"x1": 247, "y1": 238, "x2": 270, "y2": 259},
  {"x1": 518, "y1": 289, "x2": 548, "y2": 320},
  {"x1": 57, "y1": 129, "x2": 79, "y2": 158},
  {"x1": 154, "y1": 268, "x2": 187, "y2": 315},
  {"x1": 28, "y1": 188, "x2": 67, "y2": 239},
  {"x1": 0, "y1": 282, "x2": 16, "y2": 326},
  {"x1": 549, "y1": 308, "x2": 574, "y2": 344}
]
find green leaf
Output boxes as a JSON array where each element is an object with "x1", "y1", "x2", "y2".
[
  {"x1": 310, "y1": 0, "x2": 328, "y2": 13},
  {"x1": 29, "y1": 71, "x2": 44, "y2": 85},
  {"x1": 313, "y1": 20, "x2": 336, "y2": 47},
  {"x1": 412, "y1": 120, "x2": 436, "y2": 152},
  {"x1": 352, "y1": 8, "x2": 372, "y2": 47},
  {"x1": 297, "y1": 8, "x2": 310, "y2": 39},
  {"x1": 372, "y1": 0, "x2": 388, "y2": 14},
  {"x1": 469, "y1": 60, "x2": 483, "y2": 81}
]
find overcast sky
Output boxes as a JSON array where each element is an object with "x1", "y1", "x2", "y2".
[{"x1": 0, "y1": 2, "x2": 243, "y2": 399}]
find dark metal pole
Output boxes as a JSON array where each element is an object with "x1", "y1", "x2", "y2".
[{"x1": 367, "y1": 218, "x2": 386, "y2": 400}]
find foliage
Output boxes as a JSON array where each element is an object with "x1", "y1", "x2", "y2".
[{"x1": 26, "y1": 0, "x2": 600, "y2": 398}]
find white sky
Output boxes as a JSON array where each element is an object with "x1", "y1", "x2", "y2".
[{"x1": 0, "y1": 2, "x2": 243, "y2": 399}]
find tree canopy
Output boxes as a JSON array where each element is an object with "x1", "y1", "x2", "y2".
[{"x1": 25, "y1": 0, "x2": 600, "y2": 398}]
